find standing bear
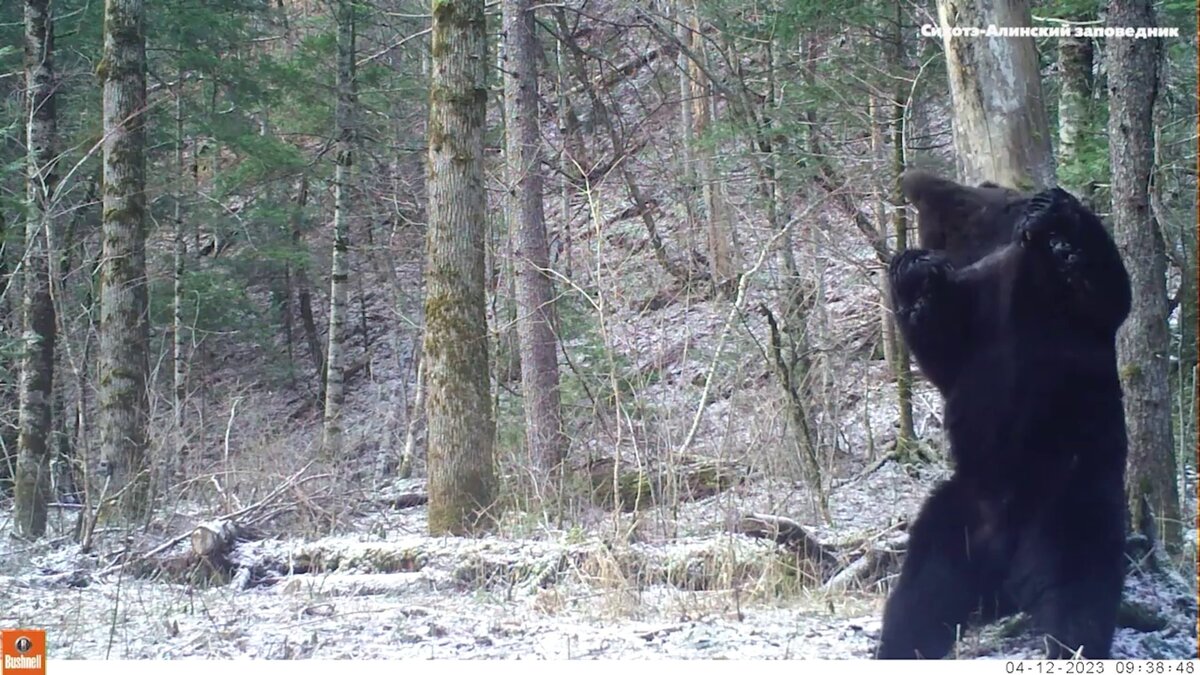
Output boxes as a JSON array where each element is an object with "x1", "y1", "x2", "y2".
[{"x1": 877, "y1": 170, "x2": 1132, "y2": 659}]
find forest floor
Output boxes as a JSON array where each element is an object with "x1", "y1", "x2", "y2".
[{"x1": 1, "y1": 463, "x2": 1196, "y2": 661}]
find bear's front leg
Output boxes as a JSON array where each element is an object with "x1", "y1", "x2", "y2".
[
  {"x1": 1014, "y1": 187, "x2": 1131, "y2": 333},
  {"x1": 888, "y1": 249, "x2": 968, "y2": 392}
]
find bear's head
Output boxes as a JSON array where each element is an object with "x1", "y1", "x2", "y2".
[{"x1": 899, "y1": 170, "x2": 1025, "y2": 266}]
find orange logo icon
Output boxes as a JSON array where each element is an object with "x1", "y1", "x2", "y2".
[{"x1": 0, "y1": 629, "x2": 45, "y2": 675}]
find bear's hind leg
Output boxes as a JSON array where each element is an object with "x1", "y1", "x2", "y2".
[
  {"x1": 878, "y1": 480, "x2": 998, "y2": 659},
  {"x1": 1008, "y1": 499, "x2": 1124, "y2": 659},
  {"x1": 1016, "y1": 556, "x2": 1122, "y2": 658}
]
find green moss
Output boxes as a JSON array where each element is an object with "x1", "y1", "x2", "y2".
[
  {"x1": 424, "y1": 285, "x2": 497, "y2": 534},
  {"x1": 1120, "y1": 362, "x2": 1143, "y2": 382}
]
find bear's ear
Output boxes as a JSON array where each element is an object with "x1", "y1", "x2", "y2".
[{"x1": 900, "y1": 170, "x2": 1019, "y2": 258}]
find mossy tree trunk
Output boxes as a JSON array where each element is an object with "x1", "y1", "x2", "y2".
[
  {"x1": 15, "y1": 0, "x2": 58, "y2": 539},
  {"x1": 502, "y1": 0, "x2": 567, "y2": 483},
  {"x1": 98, "y1": 0, "x2": 151, "y2": 520},
  {"x1": 322, "y1": 0, "x2": 356, "y2": 456},
  {"x1": 1106, "y1": 0, "x2": 1181, "y2": 551},
  {"x1": 935, "y1": 0, "x2": 1055, "y2": 190},
  {"x1": 424, "y1": 0, "x2": 497, "y2": 535}
]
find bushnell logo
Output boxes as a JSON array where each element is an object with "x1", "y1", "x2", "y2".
[{"x1": 1, "y1": 629, "x2": 45, "y2": 675}]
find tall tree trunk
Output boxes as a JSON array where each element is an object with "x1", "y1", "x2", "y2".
[
  {"x1": 871, "y1": 94, "x2": 895, "y2": 372},
  {"x1": 322, "y1": 0, "x2": 356, "y2": 455},
  {"x1": 0, "y1": 210, "x2": 10, "y2": 301},
  {"x1": 889, "y1": 135, "x2": 917, "y2": 459},
  {"x1": 889, "y1": 1, "x2": 916, "y2": 454},
  {"x1": 689, "y1": 14, "x2": 735, "y2": 289},
  {"x1": 935, "y1": 0, "x2": 1056, "y2": 189},
  {"x1": 292, "y1": 176, "x2": 325, "y2": 402},
  {"x1": 1056, "y1": 29, "x2": 1093, "y2": 188},
  {"x1": 172, "y1": 62, "x2": 187, "y2": 482},
  {"x1": 275, "y1": 270, "x2": 295, "y2": 371},
  {"x1": 424, "y1": 0, "x2": 497, "y2": 535},
  {"x1": 50, "y1": 349, "x2": 77, "y2": 503},
  {"x1": 494, "y1": 43, "x2": 522, "y2": 389},
  {"x1": 554, "y1": 38, "x2": 574, "y2": 279},
  {"x1": 98, "y1": 0, "x2": 151, "y2": 520},
  {"x1": 0, "y1": 208, "x2": 13, "y2": 492},
  {"x1": 675, "y1": 3, "x2": 697, "y2": 253},
  {"x1": 503, "y1": 0, "x2": 567, "y2": 482},
  {"x1": 1106, "y1": 0, "x2": 1180, "y2": 550},
  {"x1": 15, "y1": 0, "x2": 58, "y2": 538},
  {"x1": 49, "y1": 174, "x2": 92, "y2": 509}
]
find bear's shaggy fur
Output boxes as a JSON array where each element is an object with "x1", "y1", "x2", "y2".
[{"x1": 877, "y1": 171, "x2": 1132, "y2": 660}]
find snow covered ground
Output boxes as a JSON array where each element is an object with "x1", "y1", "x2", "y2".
[{"x1": 0, "y1": 466, "x2": 1195, "y2": 661}]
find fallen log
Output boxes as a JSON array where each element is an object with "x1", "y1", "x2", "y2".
[
  {"x1": 822, "y1": 532, "x2": 907, "y2": 593},
  {"x1": 737, "y1": 513, "x2": 844, "y2": 582},
  {"x1": 736, "y1": 513, "x2": 906, "y2": 590},
  {"x1": 97, "y1": 463, "x2": 319, "y2": 583},
  {"x1": 191, "y1": 519, "x2": 241, "y2": 565},
  {"x1": 128, "y1": 519, "x2": 244, "y2": 586},
  {"x1": 377, "y1": 492, "x2": 429, "y2": 509},
  {"x1": 587, "y1": 455, "x2": 744, "y2": 512}
]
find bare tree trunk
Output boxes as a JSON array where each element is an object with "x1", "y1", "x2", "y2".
[
  {"x1": 494, "y1": 45, "x2": 522, "y2": 389},
  {"x1": 292, "y1": 176, "x2": 325, "y2": 402},
  {"x1": 50, "y1": 350, "x2": 77, "y2": 503},
  {"x1": 50, "y1": 176, "x2": 92, "y2": 510},
  {"x1": 758, "y1": 41, "x2": 799, "y2": 292},
  {"x1": 870, "y1": 93, "x2": 896, "y2": 371},
  {"x1": 275, "y1": 270, "x2": 295, "y2": 371},
  {"x1": 1056, "y1": 30, "x2": 1093, "y2": 187},
  {"x1": 98, "y1": 0, "x2": 151, "y2": 520},
  {"x1": 397, "y1": 357, "x2": 424, "y2": 480},
  {"x1": 322, "y1": 0, "x2": 356, "y2": 455},
  {"x1": 889, "y1": 3, "x2": 916, "y2": 453},
  {"x1": 1106, "y1": 0, "x2": 1180, "y2": 550},
  {"x1": 0, "y1": 211, "x2": 9, "y2": 302},
  {"x1": 935, "y1": 0, "x2": 1056, "y2": 189},
  {"x1": 503, "y1": 0, "x2": 567, "y2": 482},
  {"x1": 675, "y1": 2, "x2": 697, "y2": 253},
  {"x1": 424, "y1": 0, "x2": 497, "y2": 535},
  {"x1": 554, "y1": 38, "x2": 574, "y2": 279},
  {"x1": 15, "y1": 0, "x2": 58, "y2": 538},
  {"x1": 890, "y1": 139, "x2": 917, "y2": 457},
  {"x1": 688, "y1": 14, "x2": 735, "y2": 289},
  {"x1": 172, "y1": 62, "x2": 187, "y2": 482}
]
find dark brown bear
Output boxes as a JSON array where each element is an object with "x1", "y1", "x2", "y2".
[{"x1": 877, "y1": 171, "x2": 1131, "y2": 660}]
